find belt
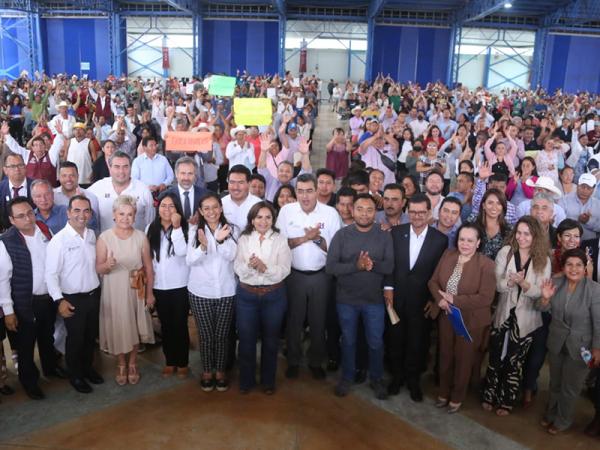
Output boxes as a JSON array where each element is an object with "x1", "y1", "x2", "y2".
[
  {"x1": 65, "y1": 287, "x2": 100, "y2": 297},
  {"x1": 32, "y1": 294, "x2": 51, "y2": 300},
  {"x1": 291, "y1": 268, "x2": 325, "y2": 276},
  {"x1": 239, "y1": 282, "x2": 284, "y2": 296}
]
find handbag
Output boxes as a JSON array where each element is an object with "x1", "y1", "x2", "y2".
[
  {"x1": 374, "y1": 147, "x2": 397, "y2": 173},
  {"x1": 130, "y1": 268, "x2": 146, "y2": 302}
]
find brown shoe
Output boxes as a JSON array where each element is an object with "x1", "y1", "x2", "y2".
[
  {"x1": 162, "y1": 366, "x2": 176, "y2": 378},
  {"x1": 177, "y1": 367, "x2": 189, "y2": 379}
]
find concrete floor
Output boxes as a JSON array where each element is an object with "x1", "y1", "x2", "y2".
[{"x1": 1, "y1": 105, "x2": 599, "y2": 449}]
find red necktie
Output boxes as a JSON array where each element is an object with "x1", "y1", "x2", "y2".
[{"x1": 12, "y1": 186, "x2": 22, "y2": 199}]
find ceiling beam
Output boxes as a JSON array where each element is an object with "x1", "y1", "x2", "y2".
[
  {"x1": 457, "y1": 0, "x2": 509, "y2": 23},
  {"x1": 542, "y1": 0, "x2": 600, "y2": 27},
  {"x1": 164, "y1": 0, "x2": 196, "y2": 14},
  {"x1": 272, "y1": 0, "x2": 285, "y2": 16}
]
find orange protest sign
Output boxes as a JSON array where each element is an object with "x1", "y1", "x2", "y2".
[{"x1": 165, "y1": 131, "x2": 213, "y2": 152}]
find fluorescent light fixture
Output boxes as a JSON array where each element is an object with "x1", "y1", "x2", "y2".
[{"x1": 504, "y1": 2, "x2": 513, "y2": 8}]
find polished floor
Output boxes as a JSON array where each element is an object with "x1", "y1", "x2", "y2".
[{"x1": 1, "y1": 105, "x2": 599, "y2": 449}]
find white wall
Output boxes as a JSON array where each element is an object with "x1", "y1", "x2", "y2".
[
  {"x1": 457, "y1": 53, "x2": 532, "y2": 92},
  {"x1": 285, "y1": 48, "x2": 366, "y2": 84}
]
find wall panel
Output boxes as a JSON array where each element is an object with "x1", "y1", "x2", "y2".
[
  {"x1": 0, "y1": 17, "x2": 33, "y2": 79},
  {"x1": 202, "y1": 20, "x2": 279, "y2": 76},
  {"x1": 371, "y1": 25, "x2": 450, "y2": 84}
]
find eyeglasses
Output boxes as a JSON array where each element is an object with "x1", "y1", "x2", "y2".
[
  {"x1": 5, "y1": 163, "x2": 25, "y2": 170},
  {"x1": 12, "y1": 210, "x2": 35, "y2": 220}
]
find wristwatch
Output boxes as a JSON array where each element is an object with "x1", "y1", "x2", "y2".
[{"x1": 312, "y1": 237, "x2": 323, "y2": 246}]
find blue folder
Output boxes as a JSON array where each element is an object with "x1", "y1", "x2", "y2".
[{"x1": 448, "y1": 305, "x2": 472, "y2": 343}]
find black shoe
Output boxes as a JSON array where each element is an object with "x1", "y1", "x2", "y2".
[
  {"x1": 285, "y1": 365, "x2": 299, "y2": 379},
  {"x1": 215, "y1": 378, "x2": 229, "y2": 392},
  {"x1": 0, "y1": 385, "x2": 15, "y2": 395},
  {"x1": 326, "y1": 359, "x2": 339, "y2": 372},
  {"x1": 25, "y1": 385, "x2": 45, "y2": 400},
  {"x1": 309, "y1": 366, "x2": 326, "y2": 380},
  {"x1": 354, "y1": 369, "x2": 367, "y2": 384},
  {"x1": 45, "y1": 366, "x2": 69, "y2": 379},
  {"x1": 387, "y1": 379, "x2": 403, "y2": 396},
  {"x1": 200, "y1": 378, "x2": 215, "y2": 392},
  {"x1": 370, "y1": 380, "x2": 388, "y2": 400},
  {"x1": 70, "y1": 378, "x2": 93, "y2": 394},
  {"x1": 409, "y1": 385, "x2": 423, "y2": 402},
  {"x1": 84, "y1": 369, "x2": 105, "y2": 385}
]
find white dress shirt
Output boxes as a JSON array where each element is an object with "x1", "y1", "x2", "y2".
[
  {"x1": 0, "y1": 227, "x2": 49, "y2": 315},
  {"x1": 234, "y1": 230, "x2": 292, "y2": 285},
  {"x1": 45, "y1": 223, "x2": 100, "y2": 301},
  {"x1": 149, "y1": 226, "x2": 189, "y2": 290},
  {"x1": 221, "y1": 194, "x2": 261, "y2": 235},
  {"x1": 225, "y1": 141, "x2": 255, "y2": 171},
  {"x1": 186, "y1": 224, "x2": 237, "y2": 298},
  {"x1": 87, "y1": 177, "x2": 155, "y2": 232},
  {"x1": 53, "y1": 186, "x2": 100, "y2": 215},
  {"x1": 409, "y1": 225, "x2": 428, "y2": 270},
  {"x1": 275, "y1": 201, "x2": 342, "y2": 271},
  {"x1": 8, "y1": 180, "x2": 28, "y2": 199},
  {"x1": 131, "y1": 152, "x2": 175, "y2": 187}
]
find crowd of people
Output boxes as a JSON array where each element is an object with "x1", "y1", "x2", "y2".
[{"x1": 0, "y1": 70, "x2": 599, "y2": 438}]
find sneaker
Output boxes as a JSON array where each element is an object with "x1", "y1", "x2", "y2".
[
  {"x1": 200, "y1": 378, "x2": 215, "y2": 392},
  {"x1": 215, "y1": 378, "x2": 229, "y2": 392},
  {"x1": 334, "y1": 380, "x2": 352, "y2": 397},
  {"x1": 370, "y1": 380, "x2": 388, "y2": 400}
]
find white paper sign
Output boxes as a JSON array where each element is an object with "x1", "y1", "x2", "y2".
[
  {"x1": 296, "y1": 97, "x2": 305, "y2": 109},
  {"x1": 292, "y1": 77, "x2": 300, "y2": 87},
  {"x1": 185, "y1": 83, "x2": 194, "y2": 95},
  {"x1": 267, "y1": 88, "x2": 277, "y2": 99},
  {"x1": 175, "y1": 106, "x2": 187, "y2": 114},
  {"x1": 80, "y1": 62, "x2": 90, "y2": 71}
]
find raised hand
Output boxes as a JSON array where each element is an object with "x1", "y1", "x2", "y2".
[
  {"x1": 215, "y1": 224, "x2": 232, "y2": 242},
  {"x1": 541, "y1": 279, "x2": 556, "y2": 301},
  {"x1": 298, "y1": 138, "x2": 311, "y2": 154},
  {"x1": 197, "y1": 228, "x2": 208, "y2": 249},
  {"x1": 260, "y1": 133, "x2": 272, "y2": 152},
  {"x1": 0, "y1": 121, "x2": 9, "y2": 136},
  {"x1": 171, "y1": 211, "x2": 182, "y2": 229},
  {"x1": 106, "y1": 250, "x2": 117, "y2": 272},
  {"x1": 478, "y1": 161, "x2": 492, "y2": 179}
]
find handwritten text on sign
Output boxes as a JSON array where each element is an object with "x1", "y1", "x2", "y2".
[{"x1": 165, "y1": 131, "x2": 212, "y2": 152}]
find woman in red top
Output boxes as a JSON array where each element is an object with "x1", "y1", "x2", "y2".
[{"x1": 423, "y1": 125, "x2": 445, "y2": 149}]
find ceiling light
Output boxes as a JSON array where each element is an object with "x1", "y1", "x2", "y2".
[{"x1": 504, "y1": 2, "x2": 513, "y2": 8}]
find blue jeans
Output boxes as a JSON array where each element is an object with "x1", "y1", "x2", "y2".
[
  {"x1": 337, "y1": 302, "x2": 385, "y2": 383},
  {"x1": 236, "y1": 285, "x2": 287, "y2": 390}
]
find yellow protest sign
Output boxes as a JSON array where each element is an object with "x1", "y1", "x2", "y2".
[
  {"x1": 233, "y1": 98, "x2": 272, "y2": 126},
  {"x1": 165, "y1": 131, "x2": 213, "y2": 152}
]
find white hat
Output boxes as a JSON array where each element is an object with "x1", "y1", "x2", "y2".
[
  {"x1": 57, "y1": 101, "x2": 69, "y2": 108},
  {"x1": 195, "y1": 123, "x2": 214, "y2": 133},
  {"x1": 578, "y1": 173, "x2": 597, "y2": 188},
  {"x1": 352, "y1": 105, "x2": 362, "y2": 113},
  {"x1": 525, "y1": 176, "x2": 562, "y2": 198},
  {"x1": 230, "y1": 125, "x2": 247, "y2": 138}
]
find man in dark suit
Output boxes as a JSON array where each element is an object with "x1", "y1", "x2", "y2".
[
  {"x1": 384, "y1": 193, "x2": 448, "y2": 401},
  {"x1": 164, "y1": 156, "x2": 209, "y2": 220},
  {"x1": 1, "y1": 153, "x2": 34, "y2": 232}
]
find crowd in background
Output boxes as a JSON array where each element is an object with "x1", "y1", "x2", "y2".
[{"x1": 0, "y1": 69, "x2": 599, "y2": 438}]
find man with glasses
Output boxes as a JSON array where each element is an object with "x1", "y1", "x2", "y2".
[
  {"x1": 0, "y1": 153, "x2": 34, "y2": 232},
  {"x1": 0, "y1": 197, "x2": 68, "y2": 400},
  {"x1": 384, "y1": 193, "x2": 448, "y2": 401},
  {"x1": 276, "y1": 174, "x2": 342, "y2": 380}
]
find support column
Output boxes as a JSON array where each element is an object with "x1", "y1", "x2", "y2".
[
  {"x1": 108, "y1": 7, "x2": 125, "y2": 76},
  {"x1": 530, "y1": 27, "x2": 548, "y2": 90},
  {"x1": 25, "y1": 10, "x2": 43, "y2": 74},
  {"x1": 446, "y1": 21, "x2": 459, "y2": 86},
  {"x1": 365, "y1": 17, "x2": 375, "y2": 82},
  {"x1": 347, "y1": 39, "x2": 352, "y2": 79},
  {"x1": 193, "y1": 13, "x2": 203, "y2": 77},
  {"x1": 278, "y1": 14, "x2": 286, "y2": 76},
  {"x1": 482, "y1": 46, "x2": 492, "y2": 88}
]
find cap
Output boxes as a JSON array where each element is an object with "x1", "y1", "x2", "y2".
[{"x1": 578, "y1": 173, "x2": 597, "y2": 188}]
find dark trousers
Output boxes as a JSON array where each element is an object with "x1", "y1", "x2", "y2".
[
  {"x1": 286, "y1": 270, "x2": 331, "y2": 367},
  {"x1": 15, "y1": 295, "x2": 57, "y2": 389},
  {"x1": 63, "y1": 289, "x2": 100, "y2": 379},
  {"x1": 154, "y1": 287, "x2": 190, "y2": 368},
  {"x1": 386, "y1": 300, "x2": 431, "y2": 387},
  {"x1": 236, "y1": 285, "x2": 287, "y2": 390},
  {"x1": 337, "y1": 303, "x2": 385, "y2": 382},
  {"x1": 523, "y1": 311, "x2": 550, "y2": 392},
  {"x1": 593, "y1": 368, "x2": 600, "y2": 413}
]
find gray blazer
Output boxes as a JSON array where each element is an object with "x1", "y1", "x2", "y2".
[{"x1": 537, "y1": 275, "x2": 600, "y2": 361}]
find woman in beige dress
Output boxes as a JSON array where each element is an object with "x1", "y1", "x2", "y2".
[{"x1": 96, "y1": 195, "x2": 155, "y2": 385}]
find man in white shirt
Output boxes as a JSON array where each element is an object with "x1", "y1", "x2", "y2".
[
  {"x1": 0, "y1": 197, "x2": 67, "y2": 400},
  {"x1": 221, "y1": 165, "x2": 261, "y2": 235},
  {"x1": 226, "y1": 126, "x2": 255, "y2": 172},
  {"x1": 424, "y1": 171, "x2": 445, "y2": 221},
  {"x1": 559, "y1": 173, "x2": 600, "y2": 240},
  {"x1": 45, "y1": 195, "x2": 102, "y2": 394},
  {"x1": 88, "y1": 151, "x2": 155, "y2": 232},
  {"x1": 276, "y1": 173, "x2": 342, "y2": 380},
  {"x1": 131, "y1": 136, "x2": 174, "y2": 194},
  {"x1": 66, "y1": 122, "x2": 95, "y2": 186},
  {"x1": 408, "y1": 111, "x2": 429, "y2": 138},
  {"x1": 48, "y1": 101, "x2": 75, "y2": 138}
]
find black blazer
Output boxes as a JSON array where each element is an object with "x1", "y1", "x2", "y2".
[
  {"x1": 582, "y1": 238, "x2": 599, "y2": 282},
  {"x1": 164, "y1": 184, "x2": 209, "y2": 219},
  {"x1": 384, "y1": 223, "x2": 448, "y2": 309},
  {"x1": 0, "y1": 177, "x2": 33, "y2": 233}
]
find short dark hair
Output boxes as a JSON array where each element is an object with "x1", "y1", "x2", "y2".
[
  {"x1": 109, "y1": 150, "x2": 131, "y2": 166},
  {"x1": 407, "y1": 193, "x2": 431, "y2": 210},
  {"x1": 142, "y1": 136, "x2": 157, "y2": 146},
  {"x1": 336, "y1": 186, "x2": 357, "y2": 203},
  {"x1": 556, "y1": 218, "x2": 583, "y2": 238},
  {"x1": 489, "y1": 173, "x2": 508, "y2": 184},
  {"x1": 7, "y1": 196, "x2": 33, "y2": 217},
  {"x1": 242, "y1": 201, "x2": 279, "y2": 235},
  {"x1": 454, "y1": 222, "x2": 484, "y2": 249},
  {"x1": 441, "y1": 196, "x2": 462, "y2": 211},
  {"x1": 425, "y1": 170, "x2": 444, "y2": 183},
  {"x1": 59, "y1": 161, "x2": 78, "y2": 173},
  {"x1": 383, "y1": 183, "x2": 405, "y2": 196},
  {"x1": 457, "y1": 171, "x2": 475, "y2": 184},
  {"x1": 354, "y1": 193, "x2": 376, "y2": 207},
  {"x1": 249, "y1": 173, "x2": 266, "y2": 185},
  {"x1": 68, "y1": 194, "x2": 91, "y2": 210},
  {"x1": 228, "y1": 164, "x2": 252, "y2": 182},
  {"x1": 4, "y1": 152, "x2": 24, "y2": 166},
  {"x1": 560, "y1": 247, "x2": 587, "y2": 268},
  {"x1": 316, "y1": 168, "x2": 335, "y2": 182},
  {"x1": 296, "y1": 173, "x2": 317, "y2": 189},
  {"x1": 344, "y1": 170, "x2": 369, "y2": 188}
]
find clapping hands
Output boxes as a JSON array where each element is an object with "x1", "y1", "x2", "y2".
[{"x1": 357, "y1": 251, "x2": 373, "y2": 271}]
